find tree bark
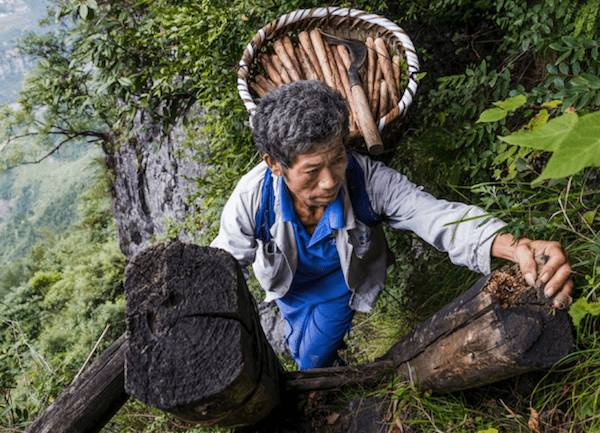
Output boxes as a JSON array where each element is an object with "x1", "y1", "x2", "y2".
[{"x1": 124, "y1": 241, "x2": 281, "y2": 427}]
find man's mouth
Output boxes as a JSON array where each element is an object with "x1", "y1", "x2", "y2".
[{"x1": 316, "y1": 190, "x2": 339, "y2": 202}]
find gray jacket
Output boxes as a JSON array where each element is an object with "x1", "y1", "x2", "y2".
[{"x1": 211, "y1": 151, "x2": 506, "y2": 313}]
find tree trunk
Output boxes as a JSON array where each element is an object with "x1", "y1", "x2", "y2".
[
  {"x1": 104, "y1": 106, "x2": 206, "y2": 261},
  {"x1": 24, "y1": 334, "x2": 128, "y2": 433},
  {"x1": 123, "y1": 241, "x2": 281, "y2": 427},
  {"x1": 282, "y1": 263, "x2": 574, "y2": 395}
]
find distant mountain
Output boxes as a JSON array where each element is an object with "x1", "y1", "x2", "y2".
[
  {"x1": 0, "y1": 0, "x2": 52, "y2": 104},
  {"x1": 0, "y1": 0, "x2": 102, "y2": 266}
]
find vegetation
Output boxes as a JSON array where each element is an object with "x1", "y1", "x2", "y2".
[{"x1": 1, "y1": 0, "x2": 599, "y2": 432}]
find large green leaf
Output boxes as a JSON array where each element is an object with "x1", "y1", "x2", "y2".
[
  {"x1": 499, "y1": 111, "x2": 600, "y2": 184},
  {"x1": 499, "y1": 112, "x2": 578, "y2": 151},
  {"x1": 493, "y1": 94, "x2": 527, "y2": 111}
]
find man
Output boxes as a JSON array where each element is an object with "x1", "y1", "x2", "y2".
[{"x1": 211, "y1": 80, "x2": 573, "y2": 370}]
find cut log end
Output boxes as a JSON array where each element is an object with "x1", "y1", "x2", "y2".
[{"x1": 124, "y1": 242, "x2": 281, "y2": 427}]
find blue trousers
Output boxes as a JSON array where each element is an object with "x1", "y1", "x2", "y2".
[{"x1": 275, "y1": 288, "x2": 354, "y2": 370}]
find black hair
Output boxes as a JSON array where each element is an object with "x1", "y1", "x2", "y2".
[{"x1": 252, "y1": 80, "x2": 349, "y2": 167}]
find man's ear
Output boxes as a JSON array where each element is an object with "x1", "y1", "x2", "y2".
[{"x1": 263, "y1": 154, "x2": 283, "y2": 176}]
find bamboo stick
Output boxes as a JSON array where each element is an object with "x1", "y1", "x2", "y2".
[
  {"x1": 255, "y1": 74, "x2": 276, "y2": 93},
  {"x1": 296, "y1": 44, "x2": 318, "y2": 81},
  {"x1": 251, "y1": 81, "x2": 268, "y2": 98},
  {"x1": 273, "y1": 39, "x2": 302, "y2": 82},
  {"x1": 270, "y1": 53, "x2": 292, "y2": 84},
  {"x1": 309, "y1": 29, "x2": 336, "y2": 90},
  {"x1": 298, "y1": 31, "x2": 325, "y2": 82},
  {"x1": 370, "y1": 60, "x2": 382, "y2": 118},
  {"x1": 366, "y1": 37, "x2": 376, "y2": 104},
  {"x1": 392, "y1": 54, "x2": 401, "y2": 94},
  {"x1": 324, "y1": 42, "x2": 344, "y2": 95},
  {"x1": 331, "y1": 44, "x2": 358, "y2": 131},
  {"x1": 282, "y1": 35, "x2": 304, "y2": 80},
  {"x1": 258, "y1": 53, "x2": 284, "y2": 87},
  {"x1": 374, "y1": 38, "x2": 399, "y2": 106},
  {"x1": 378, "y1": 79, "x2": 390, "y2": 120}
]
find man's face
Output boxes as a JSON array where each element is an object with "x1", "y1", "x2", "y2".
[{"x1": 266, "y1": 138, "x2": 348, "y2": 211}]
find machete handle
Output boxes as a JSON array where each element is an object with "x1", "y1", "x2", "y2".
[{"x1": 351, "y1": 83, "x2": 384, "y2": 155}]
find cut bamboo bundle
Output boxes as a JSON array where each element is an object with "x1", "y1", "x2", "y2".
[
  {"x1": 237, "y1": 7, "x2": 421, "y2": 154},
  {"x1": 270, "y1": 54, "x2": 292, "y2": 84}
]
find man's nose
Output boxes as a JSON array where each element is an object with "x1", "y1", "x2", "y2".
[{"x1": 319, "y1": 167, "x2": 336, "y2": 189}]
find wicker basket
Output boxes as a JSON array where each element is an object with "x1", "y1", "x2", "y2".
[{"x1": 237, "y1": 6, "x2": 420, "y2": 155}]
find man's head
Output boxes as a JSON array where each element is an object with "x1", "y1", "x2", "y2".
[{"x1": 252, "y1": 80, "x2": 349, "y2": 169}]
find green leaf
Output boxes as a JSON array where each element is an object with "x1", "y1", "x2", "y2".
[
  {"x1": 554, "y1": 77, "x2": 565, "y2": 89},
  {"x1": 547, "y1": 64, "x2": 558, "y2": 74},
  {"x1": 556, "y1": 50, "x2": 572, "y2": 65},
  {"x1": 501, "y1": 111, "x2": 600, "y2": 183},
  {"x1": 79, "y1": 4, "x2": 88, "y2": 19},
  {"x1": 118, "y1": 77, "x2": 134, "y2": 87},
  {"x1": 493, "y1": 94, "x2": 527, "y2": 111},
  {"x1": 538, "y1": 111, "x2": 600, "y2": 181},
  {"x1": 582, "y1": 73, "x2": 600, "y2": 89},
  {"x1": 499, "y1": 112, "x2": 576, "y2": 152},
  {"x1": 476, "y1": 107, "x2": 507, "y2": 123},
  {"x1": 549, "y1": 42, "x2": 569, "y2": 51},
  {"x1": 582, "y1": 210, "x2": 596, "y2": 225},
  {"x1": 558, "y1": 62, "x2": 569, "y2": 75},
  {"x1": 569, "y1": 298, "x2": 600, "y2": 330},
  {"x1": 527, "y1": 108, "x2": 550, "y2": 131},
  {"x1": 562, "y1": 35, "x2": 582, "y2": 49},
  {"x1": 541, "y1": 100, "x2": 562, "y2": 108},
  {"x1": 437, "y1": 111, "x2": 447, "y2": 125}
]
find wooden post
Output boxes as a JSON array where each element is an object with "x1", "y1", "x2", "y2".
[
  {"x1": 24, "y1": 334, "x2": 129, "y2": 433},
  {"x1": 124, "y1": 241, "x2": 281, "y2": 427}
]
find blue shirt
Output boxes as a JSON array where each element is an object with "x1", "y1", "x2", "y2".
[
  {"x1": 276, "y1": 177, "x2": 354, "y2": 369},
  {"x1": 279, "y1": 177, "x2": 349, "y2": 302}
]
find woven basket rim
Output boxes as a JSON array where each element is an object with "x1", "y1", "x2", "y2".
[{"x1": 237, "y1": 6, "x2": 420, "y2": 134}]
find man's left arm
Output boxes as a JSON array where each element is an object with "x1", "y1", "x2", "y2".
[{"x1": 491, "y1": 233, "x2": 573, "y2": 309}]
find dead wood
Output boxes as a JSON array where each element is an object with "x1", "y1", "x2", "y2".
[
  {"x1": 26, "y1": 247, "x2": 574, "y2": 432},
  {"x1": 124, "y1": 242, "x2": 281, "y2": 427},
  {"x1": 24, "y1": 334, "x2": 128, "y2": 433}
]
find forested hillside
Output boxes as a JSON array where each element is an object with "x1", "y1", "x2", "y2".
[
  {"x1": 0, "y1": 0, "x2": 53, "y2": 104},
  {"x1": 1, "y1": 0, "x2": 600, "y2": 432}
]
